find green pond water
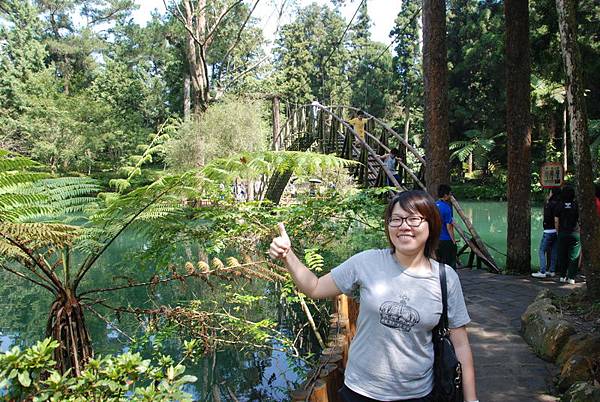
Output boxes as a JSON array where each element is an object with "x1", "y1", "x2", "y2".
[
  {"x1": 0, "y1": 200, "x2": 545, "y2": 400},
  {"x1": 458, "y1": 201, "x2": 544, "y2": 270}
]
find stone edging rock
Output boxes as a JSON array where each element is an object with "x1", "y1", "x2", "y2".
[{"x1": 521, "y1": 289, "x2": 600, "y2": 402}]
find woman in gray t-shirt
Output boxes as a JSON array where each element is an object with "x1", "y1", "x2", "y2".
[{"x1": 269, "y1": 190, "x2": 478, "y2": 402}]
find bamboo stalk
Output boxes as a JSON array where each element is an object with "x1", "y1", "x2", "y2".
[{"x1": 298, "y1": 292, "x2": 326, "y2": 349}]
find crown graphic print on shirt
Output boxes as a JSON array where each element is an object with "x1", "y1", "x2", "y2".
[{"x1": 379, "y1": 294, "x2": 420, "y2": 332}]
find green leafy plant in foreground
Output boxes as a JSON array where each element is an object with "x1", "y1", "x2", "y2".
[{"x1": 0, "y1": 338, "x2": 196, "y2": 401}]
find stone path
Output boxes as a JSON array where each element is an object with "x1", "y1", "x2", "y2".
[{"x1": 458, "y1": 269, "x2": 585, "y2": 402}]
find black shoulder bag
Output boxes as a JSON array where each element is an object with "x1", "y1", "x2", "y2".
[{"x1": 433, "y1": 262, "x2": 463, "y2": 402}]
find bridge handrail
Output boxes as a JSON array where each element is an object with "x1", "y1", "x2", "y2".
[
  {"x1": 326, "y1": 104, "x2": 427, "y2": 166},
  {"x1": 314, "y1": 105, "x2": 403, "y2": 189},
  {"x1": 274, "y1": 104, "x2": 403, "y2": 189},
  {"x1": 362, "y1": 128, "x2": 424, "y2": 190}
]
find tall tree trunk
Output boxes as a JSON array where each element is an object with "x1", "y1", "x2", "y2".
[
  {"x1": 505, "y1": 0, "x2": 532, "y2": 273},
  {"x1": 183, "y1": 0, "x2": 210, "y2": 114},
  {"x1": 556, "y1": 0, "x2": 600, "y2": 301},
  {"x1": 563, "y1": 102, "x2": 568, "y2": 172},
  {"x1": 184, "y1": 73, "x2": 191, "y2": 120},
  {"x1": 403, "y1": 108, "x2": 411, "y2": 184},
  {"x1": 272, "y1": 96, "x2": 280, "y2": 150},
  {"x1": 423, "y1": 0, "x2": 450, "y2": 196}
]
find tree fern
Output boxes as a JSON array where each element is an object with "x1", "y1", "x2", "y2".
[
  {"x1": 203, "y1": 151, "x2": 357, "y2": 183},
  {"x1": 108, "y1": 119, "x2": 174, "y2": 193}
]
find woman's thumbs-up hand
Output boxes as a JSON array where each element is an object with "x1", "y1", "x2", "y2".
[{"x1": 269, "y1": 222, "x2": 291, "y2": 260}]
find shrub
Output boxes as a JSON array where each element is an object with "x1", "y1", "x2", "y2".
[{"x1": 0, "y1": 338, "x2": 196, "y2": 401}]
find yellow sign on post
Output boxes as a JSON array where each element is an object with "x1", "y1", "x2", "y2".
[{"x1": 540, "y1": 162, "x2": 563, "y2": 188}]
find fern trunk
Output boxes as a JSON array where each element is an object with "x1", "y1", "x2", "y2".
[{"x1": 46, "y1": 290, "x2": 93, "y2": 375}]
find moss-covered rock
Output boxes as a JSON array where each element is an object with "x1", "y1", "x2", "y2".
[
  {"x1": 558, "y1": 354, "x2": 599, "y2": 391},
  {"x1": 556, "y1": 334, "x2": 600, "y2": 367},
  {"x1": 535, "y1": 289, "x2": 555, "y2": 302},
  {"x1": 560, "y1": 381, "x2": 600, "y2": 402},
  {"x1": 521, "y1": 296, "x2": 575, "y2": 361}
]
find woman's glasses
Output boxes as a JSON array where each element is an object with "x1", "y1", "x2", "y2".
[{"x1": 388, "y1": 216, "x2": 426, "y2": 228}]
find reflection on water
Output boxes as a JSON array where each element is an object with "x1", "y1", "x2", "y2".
[{"x1": 458, "y1": 201, "x2": 543, "y2": 270}]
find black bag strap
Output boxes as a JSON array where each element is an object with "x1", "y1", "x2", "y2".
[{"x1": 438, "y1": 261, "x2": 449, "y2": 331}]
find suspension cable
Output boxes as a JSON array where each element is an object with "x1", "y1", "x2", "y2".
[
  {"x1": 334, "y1": 5, "x2": 422, "y2": 98},
  {"x1": 321, "y1": 0, "x2": 367, "y2": 70}
]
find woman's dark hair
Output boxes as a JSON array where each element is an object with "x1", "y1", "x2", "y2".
[
  {"x1": 384, "y1": 190, "x2": 442, "y2": 258},
  {"x1": 549, "y1": 187, "x2": 562, "y2": 202},
  {"x1": 561, "y1": 185, "x2": 575, "y2": 202},
  {"x1": 390, "y1": 148, "x2": 400, "y2": 157},
  {"x1": 595, "y1": 183, "x2": 600, "y2": 199}
]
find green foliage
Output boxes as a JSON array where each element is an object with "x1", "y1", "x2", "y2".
[
  {"x1": 449, "y1": 129, "x2": 505, "y2": 175},
  {"x1": 0, "y1": 338, "x2": 196, "y2": 401},
  {"x1": 349, "y1": 41, "x2": 395, "y2": 118},
  {"x1": 451, "y1": 181, "x2": 508, "y2": 201},
  {"x1": 304, "y1": 248, "x2": 324, "y2": 273},
  {"x1": 0, "y1": 1, "x2": 167, "y2": 173},
  {"x1": 165, "y1": 97, "x2": 269, "y2": 169},
  {"x1": 447, "y1": 0, "x2": 505, "y2": 153},
  {"x1": 391, "y1": 0, "x2": 422, "y2": 110},
  {"x1": 273, "y1": 3, "x2": 351, "y2": 104},
  {"x1": 202, "y1": 150, "x2": 357, "y2": 184},
  {"x1": 0, "y1": 150, "x2": 100, "y2": 261},
  {"x1": 108, "y1": 118, "x2": 174, "y2": 193}
]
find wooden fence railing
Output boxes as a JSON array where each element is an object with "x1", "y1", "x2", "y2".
[{"x1": 290, "y1": 294, "x2": 359, "y2": 402}]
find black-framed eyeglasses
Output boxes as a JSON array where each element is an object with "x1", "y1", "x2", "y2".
[{"x1": 388, "y1": 216, "x2": 427, "y2": 228}]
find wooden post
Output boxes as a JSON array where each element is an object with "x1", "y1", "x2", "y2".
[
  {"x1": 326, "y1": 337, "x2": 348, "y2": 368},
  {"x1": 292, "y1": 388, "x2": 310, "y2": 401},
  {"x1": 320, "y1": 364, "x2": 342, "y2": 402},
  {"x1": 347, "y1": 297, "x2": 359, "y2": 341},
  {"x1": 450, "y1": 195, "x2": 500, "y2": 272},
  {"x1": 321, "y1": 346, "x2": 343, "y2": 357},
  {"x1": 309, "y1": 379, "x2": 329, "y2": 402},
  {"x1": 337, "y1": 295, "x2": 349, "y2": 320},
  {"x1": 319, "y1": 353, "x2": 343, "y2": 367},
  {"x1": 272, "y1": 96, "x2": 280, "y2": 151}
]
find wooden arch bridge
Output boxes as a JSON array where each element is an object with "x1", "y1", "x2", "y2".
[{"x1": 264, "y1": 102, "x2": 499, "y2": 274}]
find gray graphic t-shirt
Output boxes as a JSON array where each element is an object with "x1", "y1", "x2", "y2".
[{"x1": 330, "y1": 249, "x2": 470, "y2": 400}]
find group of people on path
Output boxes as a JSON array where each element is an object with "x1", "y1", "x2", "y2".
[{"x1": 532, "y1": 185, "x2": 581, "y2": 284}]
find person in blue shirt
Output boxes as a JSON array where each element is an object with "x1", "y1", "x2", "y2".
[{"x1": 435, "y1": 184, "x2": 457, "y2": 269}]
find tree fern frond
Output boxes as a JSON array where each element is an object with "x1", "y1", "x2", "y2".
[
  {"x1": 0, "y1": 155, "x2": 40, "y2": 171},
  {"x1": 0, "y1": 241, "x2": 29, "y2": 260},
  {"x1": 0, "y1": 172, "x2": 49, "y2": 192},
  {"x1": 203, "y1": 151, "x2": 356, "y2": 183},
  {"x1": 450, "y1": 143, "x2": 476, "y2": 162},
  {"x1": 449, "y1": 140, "x2": 470, "y2": 150},
  {"x1": 0, "y1": 222, "x2": 80, "y2": 251},
  {"x1": 109, "y1": 178, "x2": 132, "y2": 192},
  {"x1": 0, "y1": 193, "x2": 47, "y2": 209}
]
